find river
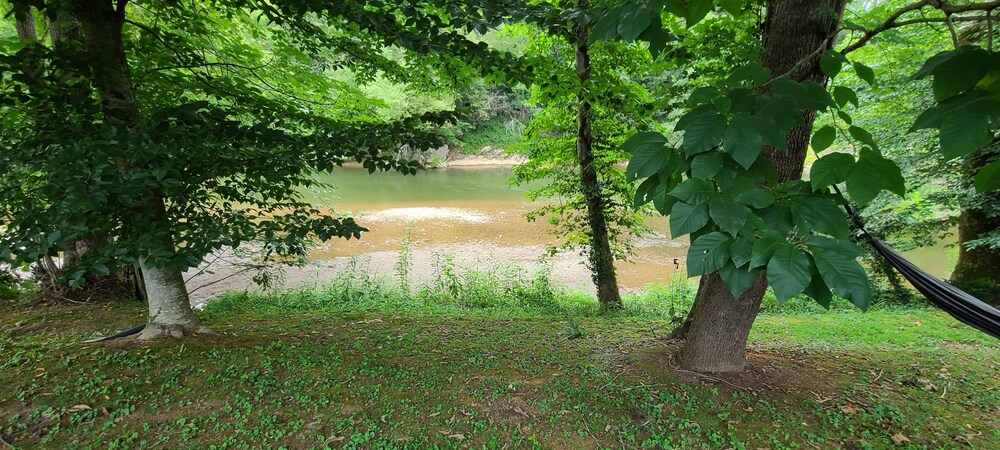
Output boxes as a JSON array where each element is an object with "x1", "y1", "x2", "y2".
[{"x1": 306, "y1": 166, "x2": 957, "y2": 286}]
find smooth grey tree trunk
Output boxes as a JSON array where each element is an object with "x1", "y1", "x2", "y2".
[
  {"x1": 71, "y1": 0, "x2": 209, "y2": 338},
  {"x1": 680, "y1": 0, "x2": 847, "y2": 372}
]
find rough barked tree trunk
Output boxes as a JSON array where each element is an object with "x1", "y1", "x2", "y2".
[
  {"x1": 680, "y1": 0, "x2": 847, "y2": 372},
  {"x1": 575, "y1": 25, "x2": 622, "y2": 309},
  {"x1": 71, "y1": 0, "x2": 210, "y2": 338},
  {"x1": 951, "y1": 143, "x2": 1000, "y2": 302}
]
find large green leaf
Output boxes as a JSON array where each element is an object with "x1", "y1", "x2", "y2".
[
  {"x1": 811, "y1": 125, "x2": 836, "y2": 153},
  {"x1": 624, "y1": 132, "x2": 671, "y2": 182},
  {"x1": 719, "y1": 262, "x2": 760, "y2": 299},
  {"x1": 853, "y1": 62, "x2": 875, "y2": 86},
  {"x1": 975, "y1": 159, "x2": 1000, "y2": 192},
  {"x1": 832, "y1": 86, "x2": 859, "y2": 108},
  {"x1": 670, "y1": 178, "x2": 715, "y2": 205},
  {"x1": 722, "y1": 113, "x2": 763, "y2": 169},
  {"x1": 807, "y1": 236, "x2": 870, "y2": 311},
  {"x1": 617, "y1": 4, "x2": 653, "y2": 41},
  {"x1": 687, "y1": 232, "x2": 732, "y2": 276},
  {"x1": 860, "y1": 147, "x2": 905, "y2": 196},
  {"x1": 669, "y1": 201, "x2": 710, "y2": 237},
  {"x1": 691, "y1": 151, "x2": 724, "y2": 179},
  {"x1": 677, "y1": 107, "x2": 727, "y2": 156},
  {"x1": 633, "y1": 175, "x2": 660, "y2": 208},
  {"x1": 767, "y1": 244, "x2": 813, "y2": 303},
  {"x1": 820, "y1": 51, "x2": 845, "y2": 78},
  {"x1": 845, "y1": 158, "x2": 882, "y2": 206},
  {"x1": 791, "y1": 195, "x2": 850, "y2": 239},
  {"x1": 930, "y1": 47, "x2": 991, "y2": 101},
  {"x1": 809, "y1": 152, "x2": 854, "y2": 190},
  {"x1": 802, "y1": 263, "x2": 833, "y2": 309},
  {"x1": 749, "y1": 231, "x2": 785, "y2": 269},
  {"x1": 938, "y1": 95, "x2": 997, "y2": 159},
  {"x1": 730, "y1": 237, "x2": 753, "y2": 267},
  {"x1": 848, "y1": 126, "x2": 877, "y2": 150},
  {"x1": 709, "y1": 194, "x2": 750, "y2": 235},
  {"x1": 685, "y1": 0, "x2": 714, "y2": 26}
]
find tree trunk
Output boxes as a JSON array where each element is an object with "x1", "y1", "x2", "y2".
[
  {"x1": 680, "y1": 0, "x2": 846, "y2": 372},
  {"x1": 13, "y1": 4, "x2": 37, "y2": 41},
  {"x1": 575, "y1": 26, "x2": 622, "y2": 309},
  {"x1": 951, "y1": 144, "x2": 1000, "y2": 304},
  {"x1": 72, "y1": 0, "x2": 208, "y2": 337}
]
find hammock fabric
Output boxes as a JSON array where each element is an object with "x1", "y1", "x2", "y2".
[
  {"x1": 838, "y1": 194, "x2": 1000, "y2": 340},
  {"x1": 867, "y1": 237, "x2": 1000, "y2": 340}
]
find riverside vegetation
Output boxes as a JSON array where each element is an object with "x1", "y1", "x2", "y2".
[{"x1": 2, "y1": 248, "x2": 999, "y2": 448}]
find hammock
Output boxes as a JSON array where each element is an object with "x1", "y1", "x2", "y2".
[
  {"x1": 841, "y1": 199, "x2": 1000, "y2": 340},
  {"x1": 868, "y1": 237, "x2": 1000, "y2": 340}
]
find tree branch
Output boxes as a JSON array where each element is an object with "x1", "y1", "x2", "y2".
[{"x1": 842, "y1": 0, "x2": 1000, "y2": 54}]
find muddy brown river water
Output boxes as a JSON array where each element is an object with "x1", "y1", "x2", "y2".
[{"x1": 185, "y1": 165, "x2": 958, "y2": 303}]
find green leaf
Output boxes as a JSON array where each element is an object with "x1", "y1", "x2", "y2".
[
  {"x1": 975, "y1": 159, "x2": 1000, "y2": 192},
  {"x1": 623, "y1": 132, "x2": 670, "y2": 181},
  {"x1": 733, "y1": 188, "x2": 775, "y2": 209},
  {"x1": 687, "y1": 232, "x2": 732, "y2": 276},
  {"x1": 802, "y1": 263, "x2": 833, "y2": 308},
  {"x1": 677, "y1": 107, "x2": 727, "y2": 156},
  {"x1": 634, "y1": 175, "x2": 660, "y2": 208},
  {"x1": 846, "y1": 158, "x2": 882, "y2": 206},
  {"x1": 669, "y1": 201, "x2": 710, "y2": 237},
  {"x1": 811, "y1": 126, "x2": 836, "y2": 153},
  {"x1": 807, "y1": 236, "x2": 871, "y2": 311},
  {"x1": 691, "y1": 151, "x2": 724, "y2": 179},
  {"x1": 938, "y1": 97, "x2": 996, "y2": 159},
  {"x1": 767, "y1": 244, "x2": 813, "y2": 303},
  {"x1": 589, "y1": 13, "x2": 620, "y2": 43},
  {"x1": 617, "y1": 4, "x2": 653, "y2": 41},
  {"x1": 688, "y1": 86, "x2": 721, "y2": 105},
  {"x1": 931, "y1": 47, "x2": 991, "y2": 101},
  {"x1": 853, "y1": 62, "x2": 875, "y2": 85},
  {"x1": 809, "y1": 152, "x2": 854, "y2": 189},
  {"x1": 860, "y1": 147, "x2": 905, "y2": 196},
  {"x1": 730, "y1": 237, "x2": 753, "y2": 267},
  {"x1": 749, "y1": 231, "x2": 785, "y2": 269},
  {"x1": 820, "y1": 51, "x2": 844, "y2": 78},
  {"x1": 718, "y1": 0, "x2": 744, "y2": 16},
  {"x1": 832, "y1": 86, "x2": 859, "y2": 108},
  {"x1": 848, "y1": 126, "x2": 877, "y2": 150},
  {"x1": 723, "y1": 113, "x2": 763, "y2": 169},
  {"x1": 670, "y1": 178, "x2": 715, "y2": 205},
  {"x1": 709, "y1": 195, "x2": 750, "y2": 235},
  {"x1": 791, "y1": 195, "x2": 850, "y2": 239},
  {"x1": 719, "y1": 263, "x2": 760, "y2": 298},
  {"x1": 685, "y1": 0, "x2": 714, "y2": 26}
]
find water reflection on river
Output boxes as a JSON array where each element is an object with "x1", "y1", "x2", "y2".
[{"x1": 304, "y1": 166, "x2": 955, "y2": 290}]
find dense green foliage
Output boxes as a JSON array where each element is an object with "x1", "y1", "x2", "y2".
[{"x1": 512, "y1": 31, "x2": 655, "y2": 259}]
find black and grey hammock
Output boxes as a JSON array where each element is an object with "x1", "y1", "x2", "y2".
[{"x1": 843, "y1": 201, "x2": 1000, "y2": 340}]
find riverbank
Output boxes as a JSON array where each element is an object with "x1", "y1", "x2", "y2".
[{"x1": 2, "y1": 300, "x2": 996, "y2": 448}]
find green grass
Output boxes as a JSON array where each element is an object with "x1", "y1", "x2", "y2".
[{"x1": 2, "y1": 275, "x2": 997, "y2": 449}]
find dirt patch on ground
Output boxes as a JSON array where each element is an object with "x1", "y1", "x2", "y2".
[{"x1": 632, "y1": 343, "x2": 850, "y2": 402}]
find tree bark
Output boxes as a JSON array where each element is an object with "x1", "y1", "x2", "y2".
[
  {"x1": 951, "y1": 144, "x2": 1000, "y2": 304},
  {"x1": 13, "y1": 3, "x2": 37, "y2": 41},
  {"x1": 575, "y1": 26, "x2": 623, "y2": 309},
  {"x1": 680, "y1": 0, "x2": 846, "y2": 372},
  {"x1": 71, "y1": 0, "x2": 208, "y2": 337}
]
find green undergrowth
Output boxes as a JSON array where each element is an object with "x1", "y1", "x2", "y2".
[
  {"x1": 2, "y1": 287, "x2": 997, "y2": 449},
  {"x1": 458, "y1": 117, "x2": 523, "y2": 154},
  {"x1": 203, "y1": 256, "x2": 934, "y2": 323}
]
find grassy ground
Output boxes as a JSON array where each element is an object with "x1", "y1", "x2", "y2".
[{"x1": 1, "y1": 289, "x2": 997, "y2": 449}]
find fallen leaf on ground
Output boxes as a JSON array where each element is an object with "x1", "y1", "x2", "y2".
[{"x1": 892, "y1": 433, "x2": 910, "y2": 445}]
